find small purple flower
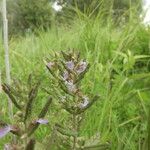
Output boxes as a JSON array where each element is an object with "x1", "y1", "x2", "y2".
[
  {"x1": 76, "y1": 61, "x2": 87, "y2": 74},
  {"x1": 0, "y1": 126, "x2": 11, "y2": 138},
  {"x1": 65, "y1": 80, "x2": 76, "y2": 93},
  {"x1": 78, "y1": 96, "x2": 89, "y2": 109},
  {"x1": 66, "y1": 61, "x2": 74, "y2": 70},
  {"x1": 62, "y1": 71, "x2": 69, "y2": 81},
  {"x1": 47, "y1": 62, "x2": 55, "y2": 69},
  {"x1": 36, "y1": 119, "x2": 49, "y2": 125}
]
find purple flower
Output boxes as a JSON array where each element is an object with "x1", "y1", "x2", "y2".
[
  {"x1": 36, "y1": 119, "x2": 49, "y2": 125},
  {"x1": 66, "y1": 61, "x2": 74, "y2": 70},
  {"x1": 0, "y1": 126, "x2": 11, "y2": 138},
  {"x1": 78, "y1": 96, "x2": 89, "y2": 109},
  {"x1": 65, "y1": 80, "x2": 76, "y2": 93},
  {"x1": 47, "y1": 62, "x2": 54, "y2": 69},
  {"x1": 76, "y1": 61, "x2": 87, "y2": 74},
  {"x1": 62, "y1": 71, "x2": 69, "y2": 81}
]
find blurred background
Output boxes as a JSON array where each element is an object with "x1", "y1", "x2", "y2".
[{"x1": 0, "y1": 0, "x2": 148, "y2": 35}]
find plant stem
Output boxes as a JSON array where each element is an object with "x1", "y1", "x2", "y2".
[
  {"x1": 73, "y1": 114, "x2": 77, "y2": 150},
  {"x1": 24, "y1": 122, "x2": 28, "y2": 147},
  {"x1": 148, "y1": 107, "x2": 150, "y2": 150},
  {"x1": 2, "y1": 0, "x2": 13, "y2": 120},
  {"x1": 0, "y1": 71, "x2": 2, "y2": 93}
]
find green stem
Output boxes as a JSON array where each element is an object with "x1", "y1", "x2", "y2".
[
  {"x1": 24, "y1": 122, "x2": 28, "y2": 148},
  {"x1": 73, "y1": 114, "x2": 77, "y2": 150},
  {"x1": 148, "y1": 107, "x2": 150, "y2": 150}
]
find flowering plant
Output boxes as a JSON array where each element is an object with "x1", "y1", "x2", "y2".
[
  {"x1": 1, "y1": 75, "x2": 52, "y2": 150},
  {"x1": 45, "y1": 51, "x2": 109, "y2": 150}
]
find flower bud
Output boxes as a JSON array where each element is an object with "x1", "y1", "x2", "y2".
[
  {"x1": 20, "y1": 101, "x2": 25, "y2": 107},
  {"x1": 62, "y1": 71, "x2": 69, "y2": 81},
  {"x1": 15, "y1": 111, "x2": 23, "y2": 118}
]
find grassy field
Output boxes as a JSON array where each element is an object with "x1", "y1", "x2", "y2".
[{"x1": 0, "y1": 14, "x2": 150, "y2": 149}]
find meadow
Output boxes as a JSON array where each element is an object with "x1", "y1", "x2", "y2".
[{"x1": 0, "y1": 8, "x2": 150, "y2": 149}]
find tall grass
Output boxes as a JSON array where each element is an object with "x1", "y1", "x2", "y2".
[{"x1": 0, "y1": 5, "x2": 150, "y2": 149}]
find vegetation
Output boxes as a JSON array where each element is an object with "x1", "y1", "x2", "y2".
[
  {"x1": 1, "y1": 75, "x2": 52, "y2": 149},
  {"x1": 0, "y1": 0, "x2": 150, "y2": 149},
  {"x1": 7, "y1": 0, "x2": 52, "y2": 35},
  {"x1": 0, "y1": 0, "x2": 142, "y2": 34},
  {"x1": 45, "y1": 51, "x2": 109, "y2": 150},
  {"x1": 61, "y1": 0, "x2": 142, "y2": 16}
]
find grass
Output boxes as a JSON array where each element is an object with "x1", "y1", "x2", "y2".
[{"x1": 0, "y1": 13, "x2": 150, "y2": 149}]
